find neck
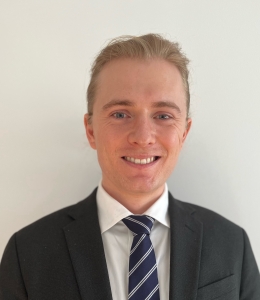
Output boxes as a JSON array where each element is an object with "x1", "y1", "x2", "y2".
[{"x1": 101, "y1": 182, "x2": 165, "y2": 214}]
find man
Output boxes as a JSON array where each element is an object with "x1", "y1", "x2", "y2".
[{"x1": 0, "y1": 34, "x2": 259, "y2": 299}]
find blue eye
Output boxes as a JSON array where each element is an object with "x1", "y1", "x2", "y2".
[
  {"x1": 113, "y1": 112, "x2": 127, "y2": 118},
  {"x1": 156, "y1": 114, "x2": 170, "y2": 119}
]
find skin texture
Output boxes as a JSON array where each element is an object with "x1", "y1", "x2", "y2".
[{"x1": 84, "y1": 58, "x2": 192, "y2": 214}]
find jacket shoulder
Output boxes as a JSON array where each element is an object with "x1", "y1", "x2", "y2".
[
  {"x1": 15, "y1": 188, "x2": 98, "y2": 244},
  {"x1": 173, "y1": 197, "x2": 242, "y2": 232}
]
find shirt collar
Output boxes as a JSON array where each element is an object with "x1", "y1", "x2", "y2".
[{"x1": 96, "y1": 182, "x2": 170, "y2": 234}]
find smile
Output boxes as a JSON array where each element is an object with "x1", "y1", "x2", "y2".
[{"x1": 123, "y1": 156, "x2": 159, "y2": 165}]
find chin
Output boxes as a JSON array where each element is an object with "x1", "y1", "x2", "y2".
[{"x1": 122, "y1": 179, "x2": 163, "y2": 195}]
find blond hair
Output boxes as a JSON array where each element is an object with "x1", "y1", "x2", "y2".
[{"x1": 87, "y1": 34, "x2": 190, "y2": 121}]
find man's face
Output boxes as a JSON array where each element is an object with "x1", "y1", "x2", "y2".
[{"x1": 85, "y1": 58, "x2": 191, "y2": 200}]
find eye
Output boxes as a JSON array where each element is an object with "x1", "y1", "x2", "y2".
[
  {"x1": 155, "y1": 114, "x2": 171, "y2": 120},
  {"x1": 112, "y1": 112, "x2": 128, "y2": 119}
]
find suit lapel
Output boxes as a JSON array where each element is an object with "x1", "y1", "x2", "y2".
[
  {"x1": 168, "y1": 193, "x2": 203, "y2": 300},
  {"x1": 63, "y1": 189, "x2": 113, "y2": 300}
]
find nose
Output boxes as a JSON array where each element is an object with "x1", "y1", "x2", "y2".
[{"x1": 127, "y1": 116, "x2": 156, "y2": 147}]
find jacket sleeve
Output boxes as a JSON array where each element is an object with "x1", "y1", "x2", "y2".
[
  {"x1": 240, "y1": 229, "x2": 260, "y2": 299},
  {"x1": 0, "y1": 234, "x2": 28, "y2": 300}
]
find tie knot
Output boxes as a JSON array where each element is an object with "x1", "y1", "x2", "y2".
[{"x1": 122, "y1": 215, "x2": 155, "y2": 235}]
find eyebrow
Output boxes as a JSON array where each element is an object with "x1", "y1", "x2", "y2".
[
  {"x1": 102, "y1": 99, "x2": 135, "y2": 111},
  {"x1": 151, "y1": 101, "x2": 181, "y2": 114},
  {"x1": 102, "y1": 99, "x2": 181, "y2": 114}
]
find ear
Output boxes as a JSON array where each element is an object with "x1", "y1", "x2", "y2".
[
  {"x1": 182, "y1": 118, "x2": 192, "y2": 144},
  {"x1": 84, "y1": 114, "x2": 97, "y2": 150}
]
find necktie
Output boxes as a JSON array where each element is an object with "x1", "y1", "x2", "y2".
[{"x1": 122, "y1": 215, "x2": 160, "y2": 300}]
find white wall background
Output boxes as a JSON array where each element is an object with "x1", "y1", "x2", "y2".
[{"x1": 1, "y1": 0, "x2": 260, "y2": 267}]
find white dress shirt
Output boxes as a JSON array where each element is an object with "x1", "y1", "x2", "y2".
[{"x1": 96, "y1": 182, "x2": 170, "y2": 300}]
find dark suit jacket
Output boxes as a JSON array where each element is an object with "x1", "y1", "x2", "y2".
[{"x1": 0, "y1": 188, "x2": 260, "y2": 300}]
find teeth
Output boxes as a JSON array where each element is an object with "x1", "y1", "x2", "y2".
[{"x1": 124, "y1": 157, "x2": 157, "y2": 165}]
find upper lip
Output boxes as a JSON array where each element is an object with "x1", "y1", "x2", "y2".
[{"x1": 122, "y1": 155, "x2": 160, "y2": 159}]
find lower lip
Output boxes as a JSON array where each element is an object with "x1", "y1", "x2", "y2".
[{"x1": 122, "y1": 157, "x2": 160, "y2": 168}]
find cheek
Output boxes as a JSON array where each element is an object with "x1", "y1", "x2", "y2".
[
  {"x1": 158, "y1": 131, "x2": 185, "y2": 167},
  {"x1": 159, "y1": 127, "x2": 182, "y2": 148},
  {"x1": 95, "y1": 128, "x2": 122, "y2": 160}
]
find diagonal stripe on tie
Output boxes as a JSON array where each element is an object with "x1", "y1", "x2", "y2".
[
  {"x1": 129, "y1": 245, "x2": 153, "y2": 276},
  {"x1": 144, "y1": 284, "x2": 159, "y2": 300},
  {"x1": 122, "y1": 215, "x2": 160, "y2": 300},
  {"x1": 129, "y1": 264, "x2": 157, "y2": 298},
  {"x1": 130, "y1": 234, "x2": 146, "y2": 255},
  {"x1": 125, "y1": 217, "x2": 152, "y2": 233}
]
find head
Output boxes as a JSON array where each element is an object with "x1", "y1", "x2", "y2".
[
  {"x1": 84, "y1": 34, "x2": 192, "y2": 211},
  {"x1": 87, "y1": 34, "x2": 190, "y2": 124}
]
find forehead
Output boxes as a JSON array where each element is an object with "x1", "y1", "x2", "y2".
[{"x1": 95, "y1": 58, "x2": 186, "y2": 107}]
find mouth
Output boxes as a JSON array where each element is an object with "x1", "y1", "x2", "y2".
[{"x1": 122, "y1": 156, "x2": 160, "y2": 165}]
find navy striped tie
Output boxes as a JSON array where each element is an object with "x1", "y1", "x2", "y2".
[{"x1": 122, "y1": 215, "x2": 160, "y2": 300}]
